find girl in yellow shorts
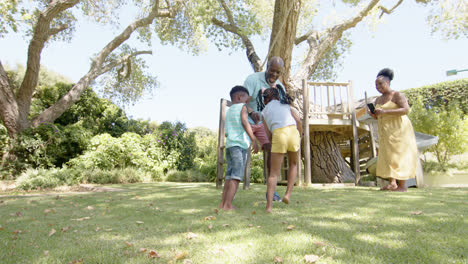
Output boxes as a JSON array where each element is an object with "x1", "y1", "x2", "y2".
[{"x1": 261, "y1": 88, "x2": 302, "y2": 213}]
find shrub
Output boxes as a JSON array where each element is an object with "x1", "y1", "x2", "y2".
[
  {"x1": 409, "y1": 98, "x2": 468, "y2": 163},
  {"x1": 165, "y1": 169, "x2": 210, "y2": 182},
  {"x1": 81, "y1": 168, "x2": 146, "y2": 184},
  {"x1": 15, "y1": 168, "x2": 83, "y2": 190}
]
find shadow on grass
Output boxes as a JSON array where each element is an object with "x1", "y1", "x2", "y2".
[{"x1": 0, "y1": 183, "x2": 466, "y2": 263}]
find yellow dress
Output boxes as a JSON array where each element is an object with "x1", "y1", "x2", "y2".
[{"x1": 376, "y1": 101, "x2": 418, "y2": 180}]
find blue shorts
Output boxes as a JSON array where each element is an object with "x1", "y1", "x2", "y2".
[{"x1": 225, "y1": 146, "x2": 248, "y2": 181}]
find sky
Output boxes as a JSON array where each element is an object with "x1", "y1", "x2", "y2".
[{"x1": 1, "y1": 1, "x2": 467, "y2": 131}]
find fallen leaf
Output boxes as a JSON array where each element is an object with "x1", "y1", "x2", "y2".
[
  {"x1": 95, "y1": 227, "x2": 100, "y2": 232},
  {"x1": 104, "y1": 229, "x2": 113, "y2": 232},
  {"x1": 87, "y1": 206, "x2": 94, "y2": 210},
  {"x1": 214, "y1": 209, "x2": 219, "y2": 214},
  {"x1": 16, "y1": 211, "x2": 22, "y2": 217},
  {"x1": 61, "y1": 226, "x2": 70, "y2": 232},
  {"x1": 287, "y1": 225, "x2": 295, "y2": 230},
  {"x1": 208, "y1": 224, "x2": 213, "y2": 230},
  {"x1": 139, "y1": 248, "x2": 147, "y2": 253},
  {"x1": 183, "y1": 259, "x2": 193, "y2": 264},
  {"x1": 48, "y1": 229, "x2": 56, "y2": 237},
  {"x1": 411, "y1": 211, "x2": 423, "y2": 215},
  {"x1": 0, "y1": 225, "x2": 3, "y2": 230},
  {"x1": 136, "y1": 221, "x2": 144, "y2": 225},
  {"x1": 281, "y1": 221, "x2": 287, "y2": 225},
  {"x1": 416, "y1": 229, "x2": 422, "y2": 232},
  {"x1": 203, "y1": 216, "x2": 216, "y2": 221},
  {"x1": 175, "y1": 251, "x2": 188, "y2": 260},
  {"x1": 222, "y1": 224, "x2": 229, "y2": 227},
  {"x1": 274, "y1": 256, "x2": 283, "y2": 263},
  {"x1": 251, "y1": 211, "x2": 256, "y2": 214},
  {"x1": 105, "y1": 200, "x2": 110, "y2": 203},
  {"x1": 148, "y1": 250, "x2": 160, "y2": 258},
  {"x1": 313, "y1": 241, "x2": 326, "y2": 247},
  {"x1": 124, "y1": 241, "x2": 133, "y2": 247},
  {"x1": 69, "y1": 258, "x2": 83, "y2": 264},
  {"x1": 187, "y1": 232, "x2": 198, "y2": 239},
  {"x1": 304, "y1": 254, "x2": 319, "y2": 263},
  {"x1": 248, "y1": 224, "x2": 254, "y2": 228},
  {"x1": 44, "y1": 250, "x2": 49, "y2": 256}
]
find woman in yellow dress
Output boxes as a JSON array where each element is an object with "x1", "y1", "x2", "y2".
[{"x1": 372, "y1": 68, "x2": 418, "y2": 192}]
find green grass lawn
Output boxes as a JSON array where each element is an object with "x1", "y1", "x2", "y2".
[{"x1": 1, "y1": 183, "x2": 467, "y2": 264}]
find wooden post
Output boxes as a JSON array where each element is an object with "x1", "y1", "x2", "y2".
[
  {"x1": 303, "y1": 79, "x2": 312, "y2": 185},
  {"x1": 243, "y1": 149, "x2": 251, "y2": 189},
  {"x1": 216, "y1": 99, "x2": 228, "y2": 188},
  {"x1": 348, "y1": 81, "x2": 360, "y2": 185}
]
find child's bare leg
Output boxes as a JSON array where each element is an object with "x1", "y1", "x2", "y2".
[
  {"x1": 224, "y1": 179, "x2": 240, "y2": 210},
  {"x1": 219, "y1": 180, "x2": 230, "y2": 209},
  {"x1": 283, "y1": 151, "x2": 298, "y2": 204},
  {"x1": 266, "y1": 153, "x2": 284, "y2": 213}
]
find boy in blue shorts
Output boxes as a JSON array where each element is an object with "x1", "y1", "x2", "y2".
[{"x1": 219, "y1": 86, "x2": 259, "y2": 211}]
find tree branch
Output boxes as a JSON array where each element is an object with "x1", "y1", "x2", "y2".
[
  {"x1": 378, "y1": 0, "x2": 404, "y2": 18},
  {"x1": 32, "y1": 1, "x2": 163, "y2": 127},
  {"x1": 98, "y1": 50, "x2": 153, "y2": 76},
  {"x1": 295, "y1": 29, "x2": 320, "y2": 45},
  {"x1": 293, "y1": 0, "x2": 382, "y2": 84},
  {"x1": 16, "y1": 0, "x2": 79, "y2": 129},
  {"x1": 48, "y1": 24, "x2": 69, "y2": 36},
  {"x1": 212, "y1": 1, "x2": 262, "y2": 72}
]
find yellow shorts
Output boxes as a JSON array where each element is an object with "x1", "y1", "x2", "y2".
[{"x1": 271, "y1": 125, "x2": 300, "y2": 154}]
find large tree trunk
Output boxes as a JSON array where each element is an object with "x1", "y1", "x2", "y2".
[
  {"x1": 0, "y1": 61, "x2": 22, "y2": 138},
  {"x1": 310, "y1": 132, "x2": 354, "y2": 183},
  {"x1": 268, "y1": 0, "x2": 300, "y2": 87}
]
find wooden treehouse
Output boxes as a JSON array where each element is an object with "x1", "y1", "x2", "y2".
[{"x1": 216, "y1": 80, "x2": 375, "y2": 189}]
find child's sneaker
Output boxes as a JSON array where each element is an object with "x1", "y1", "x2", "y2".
[
  {"x1": 265, "y1": 191, "x2": 282, "y2": 202},
  {"x1": 273, "y1": 191, "x2": 282, "y2": 202}
]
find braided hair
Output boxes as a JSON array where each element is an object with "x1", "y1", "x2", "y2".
[{"x1": 256, "y1": 84, "x2": 292, "y2": 111}]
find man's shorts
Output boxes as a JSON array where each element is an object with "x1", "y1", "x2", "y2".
[
  {"x1": 251, "y1": 123, "x2": 270, "y2": 149},
  {"x1": 225, "y1": 146, "x2": 248, "y2": 181},
  {"x1": 271, "y1": 125, "x2": 300, "y2": 154}
]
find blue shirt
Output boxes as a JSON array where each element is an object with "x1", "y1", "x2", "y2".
[
  {"x1": 243, "y1": 72, "x2": 286, "y2": 124},
  {"x1": 225, "y1": 103, "x2": 251, "y2": 149}
]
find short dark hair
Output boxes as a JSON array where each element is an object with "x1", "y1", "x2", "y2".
[
  {"x1": 377, "y1": 68, "x2": 394, "y2": 82},
  {"x1": 229, "y1": 85, "x2": 249, "y2": 100}
]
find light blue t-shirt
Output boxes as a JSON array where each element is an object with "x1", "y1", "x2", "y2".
[
  {"x1": 243, "y1": 72, "x2": 286, "y2": 124},
  {"x1": 225, "y1": 103, "x2": 251, "y2": 149},
  {"x1": 262, "y1": 100, "x2": 296, "y2": 132}
]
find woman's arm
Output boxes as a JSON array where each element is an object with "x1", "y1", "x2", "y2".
[{"x1": 375, "y1": 92, "x2": 409, "y2": 116}]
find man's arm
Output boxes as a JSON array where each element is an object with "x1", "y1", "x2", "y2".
[{"x1": 241, "y1": 105, "x2": 259, "y2": 153}]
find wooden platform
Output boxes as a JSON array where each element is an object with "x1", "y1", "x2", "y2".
[{"x1": 308, "y1": 118, "x2": 370, "y2": 137}]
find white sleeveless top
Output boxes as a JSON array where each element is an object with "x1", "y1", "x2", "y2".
[{"x1": 262, "y1": 100, "x2": 295, "y2": 132}]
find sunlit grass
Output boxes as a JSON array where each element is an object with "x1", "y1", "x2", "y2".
[{"x1": 0, "y1": 183, "x2": 467, "y2": 263}]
